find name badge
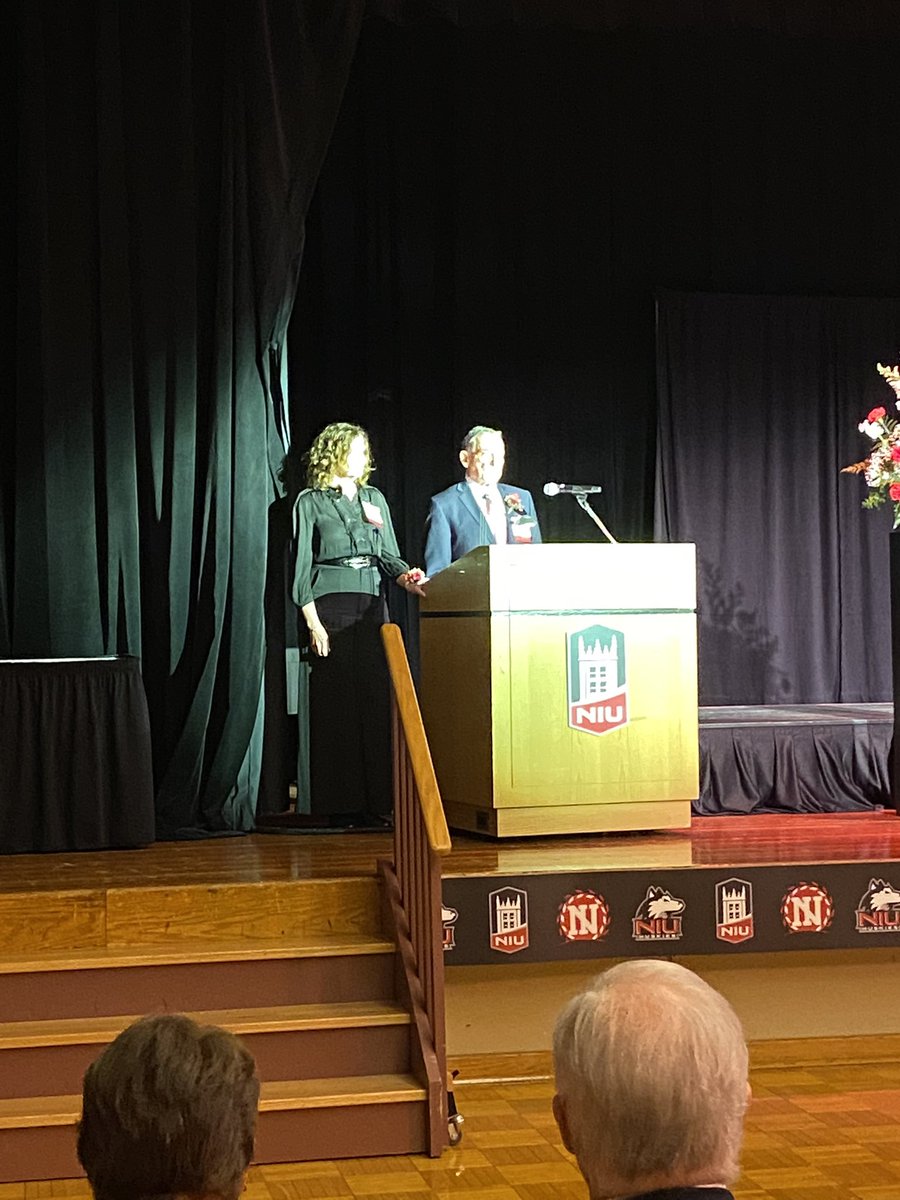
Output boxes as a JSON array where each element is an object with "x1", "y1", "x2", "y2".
[
  {"x1": 512, "y1": 526, "x2": 533, "y2": 543},
  {"x1": 362, "y1": 501, "x2": 384, "y2": 527}
]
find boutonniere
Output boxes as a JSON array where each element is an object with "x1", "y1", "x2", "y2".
[{"x1": 504, "y1": 492, "x2": 535, "y2": 537}]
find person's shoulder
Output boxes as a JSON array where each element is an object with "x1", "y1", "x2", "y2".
[
  {"x1": 361, "y1": 484, "x2": 387, "y2": 502},
  {"x1": 501, "y1": 483, "x2": 534, "y2": 500},
  {"x1": 430, "y1": 481, "x2": 465, "y2": 505}
]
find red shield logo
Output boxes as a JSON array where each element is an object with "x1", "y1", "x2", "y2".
[
  {"x1": 566, "y1": 624, "x2": 628, "y2": 736},
  {"x1": 489, "y1": 887, "x2": 529, "y2": 954},
  {"x1": 716, "y1": 878, "x2": 754, "y2": 945}
]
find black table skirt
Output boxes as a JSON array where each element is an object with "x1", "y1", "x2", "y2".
[
  {"x1": 695, "y1": 705, "x2": 890, "y2": 815},
  {"x1": 0, "y1": 656, "x2": 155, "y2": 853}
]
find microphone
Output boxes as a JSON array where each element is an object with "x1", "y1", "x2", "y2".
[{"x1": 543, "y1": 482, "x2": 603, "y2": 497}]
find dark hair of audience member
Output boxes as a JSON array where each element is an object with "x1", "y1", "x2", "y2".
[{"x1": 77, "y1": 1013, "x2": 260, "y2": 1200}]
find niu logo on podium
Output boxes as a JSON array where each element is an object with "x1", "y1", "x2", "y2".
[{"x1": 566, "y1": 623, "x2": 628, "y2": 736}]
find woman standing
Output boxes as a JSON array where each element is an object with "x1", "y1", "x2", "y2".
[{"x1": 292, "y1": 422, "x2": 425, "y2": 827}]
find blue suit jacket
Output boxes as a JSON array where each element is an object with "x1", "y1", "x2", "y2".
[{"x1": 424, "y1": 482, "x2": 542, "y2": 577}]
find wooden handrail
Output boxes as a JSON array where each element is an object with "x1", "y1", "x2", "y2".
[
  {"x1": 380, "y1": 624, "x2": 451, "y2": 857},
  {"x1": 379, "y1": 622, "x2": 451, "y2": 1156}
]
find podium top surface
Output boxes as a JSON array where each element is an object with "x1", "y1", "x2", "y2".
[{"x1": 420, "y1": 543, "x2": 696, "y2": 614}]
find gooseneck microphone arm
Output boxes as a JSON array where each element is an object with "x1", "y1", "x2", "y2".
[
  {"x1": 574, "y1": 494, "x2": 618, "y2": 544},
  {"x1": 543, "y1": 482, "x2": 618, "y2": 544}
]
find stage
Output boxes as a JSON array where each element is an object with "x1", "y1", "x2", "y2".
[{"x1": 5, "y1": 810, "x2": 900, "y2": 962}]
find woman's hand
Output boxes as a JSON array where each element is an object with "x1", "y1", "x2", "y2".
[
  {"x1": 308, "y1": 621, "x2": 330, "y2": 657},
  {"x1": 397, "y1": 568, "x2": 428, "y2": 597}
]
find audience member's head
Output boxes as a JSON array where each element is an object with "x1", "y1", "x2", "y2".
[
  {"x1": 78, "y1": 1013, "x2": 259, "y2": 1200},
  {"x1": 552, "y1": 960, "x2": 749, "y2": 1199}
]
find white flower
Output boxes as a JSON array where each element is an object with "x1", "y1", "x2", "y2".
[{"x1": 859, "y1": 420, "x2": 882, "y2": 439}]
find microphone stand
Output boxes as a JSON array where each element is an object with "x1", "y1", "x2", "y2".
[{"x1": 574, "y1": 494, "x2": 618, "y2": 544}]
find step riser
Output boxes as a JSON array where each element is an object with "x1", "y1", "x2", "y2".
[
  {"x1": 0, "y1": 879, "x2": 383, "y2": 956},
  {"x1": 256, "y1": 1100, "x2": 428, "y2": 1163},
  {"x1": 0, "y1": 1026, "x2": 411, "y2": 1098},
  {"x1": 0, "y1": 1103, "x2": 429, "y2": 1183},
  {"x1": 0, "y1": 955, "x2": 395, "y2": 1021}
]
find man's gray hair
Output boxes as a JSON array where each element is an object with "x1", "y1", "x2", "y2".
[
  {"x1": 553, "y1": 960, "x2": 748, "y2": 1193},
  {"x1": 460, "y1": 425, "x2": 503, "y2": 451}
]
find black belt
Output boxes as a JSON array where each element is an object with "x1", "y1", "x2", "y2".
[{"x1": 321, "y1": 556, "x2": 376, "y2": 569}]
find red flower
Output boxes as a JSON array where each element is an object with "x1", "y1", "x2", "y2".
[
  {"x1": 868, "y1": 406, "x2": 887, "y2": 422},
  {"x1": 891, "y1": 446, "x2": 900, "y2": 462},
  {"x1": 889, "y1": 483, "x2": 900, "y2": 501}
]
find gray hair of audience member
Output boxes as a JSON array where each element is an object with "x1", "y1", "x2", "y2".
[
  {"x1": 552, "y1": 960, "x2": 749, "y2": 1196},
  {"x1": 460, "y1": 424, "x2": 503, "y2": 451},
  {"x1": 77, "y1": 1013, "x2": 260, "y2": 1200}
]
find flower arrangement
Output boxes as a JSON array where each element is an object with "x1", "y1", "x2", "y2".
[{"x1": 844, "y1": 363, "x2": 900, "y2": 527}]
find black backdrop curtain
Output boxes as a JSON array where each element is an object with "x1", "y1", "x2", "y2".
[
  {"x1": 5, "y1": 1, "x2": 363, "y2": 835},
  {"x1": 290, "y1": 15, "x2": 900, "y2": 571},
  {"x1": 288, "y1": 11, "x2": 900, "y2": 711},
  {"x1": 654, "y1": 292, "x2": 900, "y2": 705}
]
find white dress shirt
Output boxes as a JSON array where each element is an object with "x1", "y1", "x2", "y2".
[{"x1": 467, "y1": 479, "x2": 508, "y2": 546}]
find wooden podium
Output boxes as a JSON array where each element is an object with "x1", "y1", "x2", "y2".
[{"x1": 418, "y1": 543, "x2": 698, "y2": 837}]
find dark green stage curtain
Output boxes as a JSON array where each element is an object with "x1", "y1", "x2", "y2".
[{"x1": 6, "y1": 0, "x2": 364, "y2": 835}]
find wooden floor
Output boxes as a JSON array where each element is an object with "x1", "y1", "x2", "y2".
[
  {"x1": 7, "y1": 1060, "x2": 900, "y2": 1200},
  {"x1": 4, "y1": 811, "x2": 900, "y2": 895}
]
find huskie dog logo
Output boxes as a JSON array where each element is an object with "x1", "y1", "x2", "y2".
[
  {"x1": 558, "y1": 890, "x2": 611, "y2": 942},
  {"x1": 856, "y1": 878, "x2": 900, "y2": 933},
  {"x1": 489, "y1": 887, "x2": 529, "y2": 954},
  {"x1": 441, "y1": 904, "x2": 458, "y2": 952},
  {"x1": 780, "y1": 882, "x2": 833, "y2": 933},
  {"x1": 715, "y1": 877, "x2": 754, "y2": 945},
  {"x1": 566, "y1": 624, "x2": 628, "y2": 736},
  {"x1": 632, "y1": 885, "x2": 685, "y2": 941}
]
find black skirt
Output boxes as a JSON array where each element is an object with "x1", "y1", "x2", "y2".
[{"x1": 308, "y1": 591, "x2": 391, "y2": 816}]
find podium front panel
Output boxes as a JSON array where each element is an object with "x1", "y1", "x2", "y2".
[
  {"x1": 491, "y1": 612, "x2": 698, "y2": 807},
  {"x1": 419, "y1": 543, "x2": 698, "y2": 836}
]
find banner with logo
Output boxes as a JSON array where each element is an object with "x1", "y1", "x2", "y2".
[{"x1": 440, "y1": 862, "x2": 900, "y2": 964}]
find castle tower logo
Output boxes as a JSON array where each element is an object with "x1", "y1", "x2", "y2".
[
  {"x1": 488, "y1": 887, "x2": 529, "y2": 954},
  {"x1": 566, "y1": 624, "x2": 628, "y2": 736},
  {"x1": 715, "y1": 877, "x2": 754, "y2": 944}
]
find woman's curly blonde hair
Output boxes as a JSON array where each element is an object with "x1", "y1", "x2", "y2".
[{"x1": 305, "y1": 422, "x2": 373, "y2": 489}]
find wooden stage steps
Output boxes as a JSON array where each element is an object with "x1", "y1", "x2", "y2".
[{"x1": 0, "y1": 851, "x2": 434, "y2": 1181}]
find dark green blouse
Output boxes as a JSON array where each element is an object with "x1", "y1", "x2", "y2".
[{"x1": 292, "y1": 485, "x2": 409, "y2": 608}]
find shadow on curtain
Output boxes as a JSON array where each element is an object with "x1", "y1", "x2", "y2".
[{"x1": 654, "y1": 290, "x2": 900, "y2": 706}]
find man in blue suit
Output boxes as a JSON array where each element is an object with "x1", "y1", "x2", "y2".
[{"x1": 424, "y1": 426, "x2": 542, "y2": 577}]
